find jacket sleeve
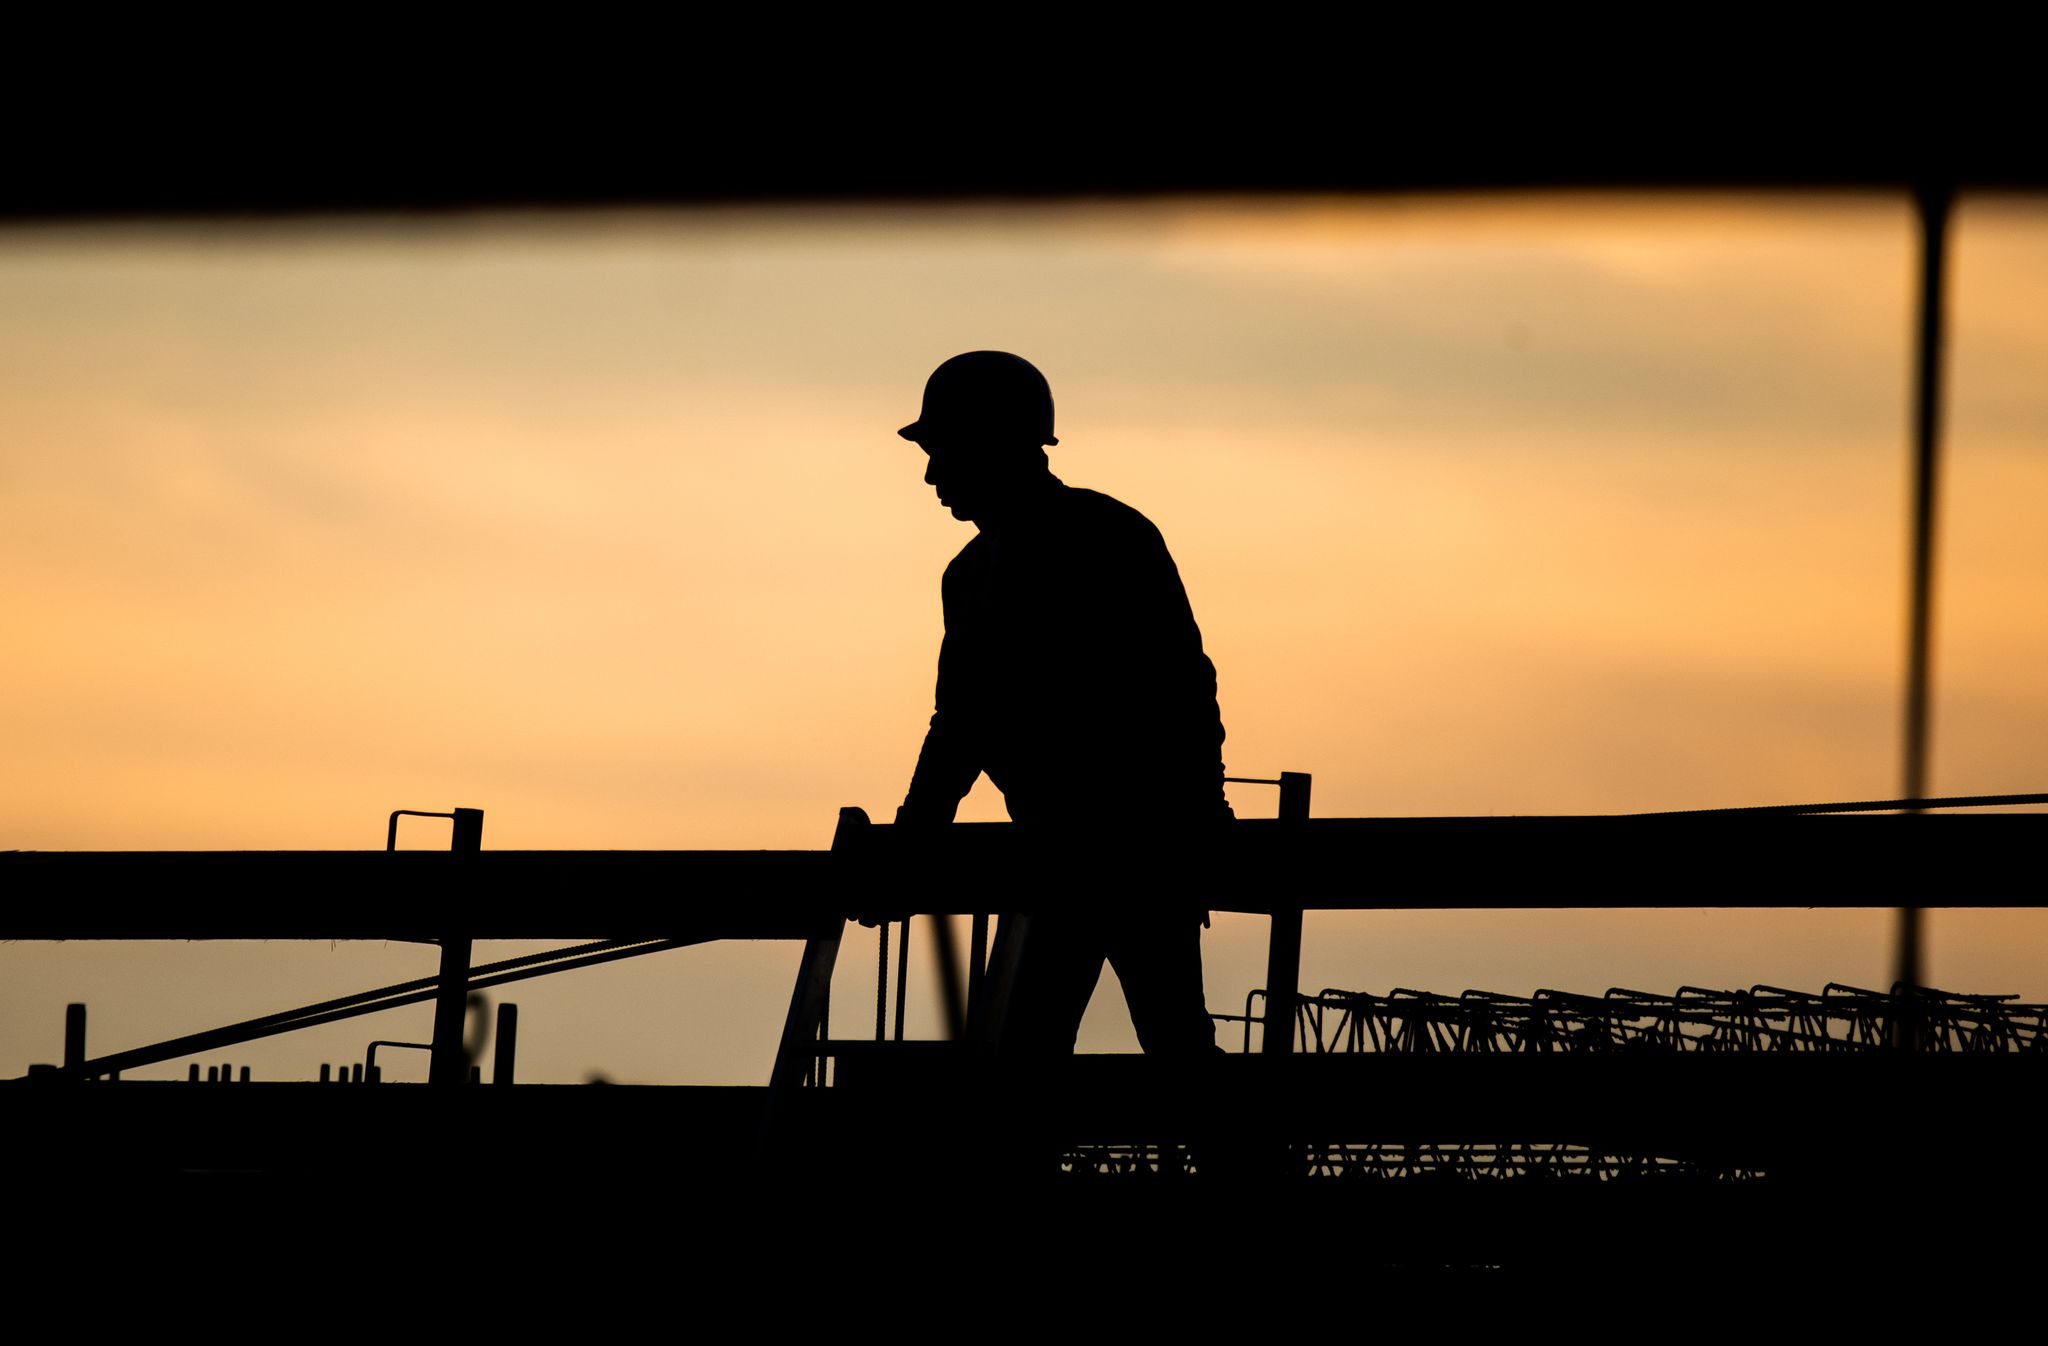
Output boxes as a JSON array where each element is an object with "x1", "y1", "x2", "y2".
[{"x1": 898, "y1": 566, "x2": 982, "y2": 824}]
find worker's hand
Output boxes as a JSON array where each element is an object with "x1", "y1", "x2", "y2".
[{"x1": 847, "y1": 805, "x2": 940, "y2": 926}]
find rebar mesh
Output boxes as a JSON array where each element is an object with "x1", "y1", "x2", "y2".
[{"x1": 1255, "y1": 983, "x2": 2048, "y2": 1055}]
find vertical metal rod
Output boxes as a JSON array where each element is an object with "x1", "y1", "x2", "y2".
[
  {"x1": 64, "y1": 1003, "x2": 86, "y2": 1076},
  {"x1": 493, "y1": 1003, "x2": 519, "y2": 1085},
  {"x1": 1899, "y1": 184, "x2": 1951, "y2": 991},
  {"x1": 1262, "y1": 772, "x2": 1312, "y2": 1055},
  {"x1": 966, "y1": 912, "x2": 989, "y2": 1024},
  {"x1": 448, "y1": 807, "x2": 484, "y2": 853},
  {"x1": 971, "y1": 914, "x2": 1024, "y2": 1047},
  {"x1": 429, "y1": 946, "x2": 475, "y2": 1084},
  {"x1": 773, "y1": 808, "x2": 864, "y2": 1093},
  {"x1": 892, "y1": 918, "x2": 910, "y2": 1042},
  {"x1": 430, "y1": 807, "x2": 483, "y2": 1087},
  {"x1": 764, "y1": 924, "x2": 849, "y2": 1149},
  {"x1": 1277, "y1": 772, "x2": 1312, "y2": 826},
  {"x1": 765, "y1": 923, "x2": 847, "y2": 1136},
  {"x1": 931, "y1": 914, "x2": 966, "y2": 1042},
  {"x1": 875, "y1": 920, "x2": 890, "y2": 1041},
  {"x1": 817, "y1": 980, "x2": 831, "y2": 1083}
]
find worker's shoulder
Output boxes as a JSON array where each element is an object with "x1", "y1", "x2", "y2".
[
  {"x1": 940, "y1": 532, "x2": 991, "y2": 583},
  {"x1": 944, "y1": 531, "x2": 992, "y2": 567},
  {"x1": 1057, "y1": 485, "x2": 1168, "y2": 547}
]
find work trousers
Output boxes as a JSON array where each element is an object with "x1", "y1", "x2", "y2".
[{"x1": 1001, "y1": 909, "x2": 1219, "y2": 1057}]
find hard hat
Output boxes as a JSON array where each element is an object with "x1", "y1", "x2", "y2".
[{"x1": 897, "y1": 351, "x2": 1058, "y2": 447}]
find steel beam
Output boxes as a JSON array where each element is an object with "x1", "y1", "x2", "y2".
[{"x1": 8, "y1": 812, "x2": 2048, "y2": 941}]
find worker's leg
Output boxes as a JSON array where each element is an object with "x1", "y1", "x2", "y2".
[
  {"x1": 1001, "y1": 914, "x2": 1106, "y2": 1057},
  {"x1": 1107, "y1": 914, "x2": 1220, "y2": 1057}
]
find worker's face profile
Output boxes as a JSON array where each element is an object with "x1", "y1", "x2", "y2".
[{"x1": 919, "y1": 434, "x2": 991, "y2": 522}]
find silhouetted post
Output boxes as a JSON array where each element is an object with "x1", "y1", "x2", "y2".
[
  {"x1": 966, "y1": 912, "x2": 989, "y2": 1024},
  {"x1": 967, "y1": 907, "x2": 1035, "y2": 1048},
  {"x1": 493, "y1": 1003, "x2": 519, "y2": 1085},
  {"x1": 1899, "y1": 183, "x2": 1951, "y2": 991},
  {"x1": 1262, "y1": 772, "x2": 1312, "y2": 1055},
  {"x1": 932, "y1": 912, "x2": 969, "y2": 1043},
  {"x1": 893, "y1": 919, "x2": 910, "y2": 1042},
  {"x1": 875, "y1": 919, "x2": 890, "y2": 1041},
  {"x1": 430, "y1": 807, "x2": 485, "y2": 1087},
  {"x1": 771, "y1": 809, "x2": 857, "y2": 1093},
  {"x1": 64, "y1": 1003, "x2": 86, "y2": 1076}
]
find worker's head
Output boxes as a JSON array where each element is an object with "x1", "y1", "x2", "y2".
[{"x1": 899, "y1": 352, "x2": 1058, "y2": 523}]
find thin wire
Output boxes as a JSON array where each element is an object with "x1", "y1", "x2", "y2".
[{"x1": 1628, "y1": 791, "x2": 2048, "y2": 817}]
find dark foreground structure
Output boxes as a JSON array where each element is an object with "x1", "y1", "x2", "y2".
[{"x1": 9, "y1": 795, "x2": 2047, "y2": 1282}]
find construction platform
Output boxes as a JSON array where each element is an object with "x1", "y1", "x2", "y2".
[{"x1": 9, "y1": 800, "x2": 2047, "y2": 1279}]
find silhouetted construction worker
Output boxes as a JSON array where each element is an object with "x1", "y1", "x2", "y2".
[{"x1": 895, "y1": 351, "x2": 1229, "y2": 1056}]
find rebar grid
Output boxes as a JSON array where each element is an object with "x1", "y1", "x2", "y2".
[
  {"x1": 1059, "y1": 1143, "x2": 1761, "y2": 1182},
  {"x1": 1255, "y1": 984, "x2": 2048, "y2": 1055}
]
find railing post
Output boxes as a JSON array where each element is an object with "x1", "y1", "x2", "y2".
[
  {"x1": 1262, "y1": 772, "x2": 1311, "y2": 1055},
  {"x1": 429, "y1": 807, "x2": 484, "y2": 1087},
  {"x1": 492, "y1": 1003, "x2": 519, "y2": 1086},
  {"x1": 64, "y1": 1003, "x2": 86, "y2": 1077},
  {"x1": 893, "y1": 918, "x2": 911, "y2": 1042},
  {"x1": 966, "y1": 912, "x2": 989, "y2": 1025},
  {"x1": 771, "y1": 808, "x2": 858, "y2": 1093},
  {"x1": 969, "y1": 912, "x2": 1024, "y2": 1048}
]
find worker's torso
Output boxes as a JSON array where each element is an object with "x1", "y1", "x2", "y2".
[{"x1": 942, "y1": 485, "x2": 1227, "y2": 823}]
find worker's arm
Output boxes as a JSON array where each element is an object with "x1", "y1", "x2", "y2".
[
  {"x1": 899, "y1": 551, "x2": 983, "y2": 825},
  {"x1": 898, "y1": 632, "x2": 980, "y2": 825}
]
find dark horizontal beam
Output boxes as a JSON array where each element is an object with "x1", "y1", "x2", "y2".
[
  {"x1": 12, "y1": 1056, "x2": 2043, "y2": 1179},
  {"x1": 13, "y1": 152, "x2": 2041, "y2": 222},
  {"x1": 6, "y1": 61, "x2": 2042, "y2": 223},
  {"x1": 0, "y1": 849, "x2": 835, "y2": 939},
  {"x1": 4, "y1": 813, "x2": 2042, "y2": 939}
]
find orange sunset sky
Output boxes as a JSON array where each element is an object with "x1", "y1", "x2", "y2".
[{"x1": 4, "y1": 194, "x2": 2045, "y2": 1083}]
